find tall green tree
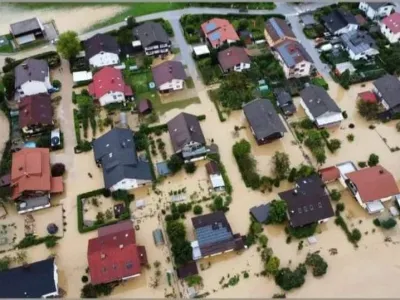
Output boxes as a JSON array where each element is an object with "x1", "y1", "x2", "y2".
[
  {"x1": 218, "y1": 72, "x2": 254, "y2": 109},
  {"x1": 56, "y1": 31, "x2": 81, "y2": 59},
  {"x1": 272, "y1": 151, "x2": 290, "y2": 180},
  {"x1": 268, "y1": 200, "x2": 287, "y2": 224},
  {"x1": 357, "y1": 100, "x2": 380, "y2": 120}
]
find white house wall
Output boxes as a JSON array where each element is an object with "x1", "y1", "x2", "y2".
[
  {"x1": 316, "y1": 111, "x2": 343, "y2": 127},
  {"x1": 18, "y1": 80, "x2": 48, "y2": 96},
  {"x1": 233, "y1": 62, "x2": 251, "y2": 72},
  {"x1": 159, "y1": 79, "x2": 184, "y2": 91},
  {"x1": 335, "y1": 24, "x2": 358, "y2": 35},
  {"x1": 299, "y1": 98, "x2": 316, "y2": 121},
  {"x1": 89, "y1": 52, "x2": 120, "y2": 67},
  {"x1": 99, "y1": 91, "x2": 125, "y2": 106},
  {"x1": 380, "y1": 23, "x2": 400, "y2": 43},
  {"x1": 110, "y1": 178, "x2": 151, "y2": 191}
]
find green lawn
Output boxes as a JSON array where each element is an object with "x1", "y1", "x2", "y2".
[
  {"x1": 0, "y1": 43, "x2": 13, "y2": 53},
  {"x1": 124, "y1": 70, "x2": 153, "y2": 94},
  {"x1": 185, "y1": 77, "x2": 195, "y2": 89},
  {"x1": 136, "y1": 92, "x2": 200, "y2": 115}
]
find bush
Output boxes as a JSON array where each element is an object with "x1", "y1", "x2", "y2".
[
  {"x1": 111, "y1": 190, "x2": 133, "y2": 202},
  {"x1": 167, "y1": 154, "x2": 184, "y2": 174},
  {"x1": 329, "y1": 189, "x2": 341, "y2": 201},
  {"x1": 272, "y1": 151, "x2": 290, "y2": 180},
  {"x1": 232, "y1": 139, "x2": 261, "y2": 189},
  {"x1": 347, "y1": 134, "x2": 354, "y2": 142},
  {"x1": 193, "y1": 205, "x2": 203, "y2": 215},
  {"x1": 357, "y1": 100, "x2": 380, "y2": 120},
  {"x1": 368, "y1": 153, "x2": 379, "y2": 167},
  {"x1": 274, "y1": 264, "x2": 307, "y2": 291},
  {"x1": 52, "y1": 79, "x2": 62, "y2": 88},
  {"x1": 184, "y1": 162, "x2": 197, "y2": 174},
  {"x1": 358, "y1": 161, "x2": 367, "y2": 168},
  {"x1": 288, "y1": 168, "x2": 297, "y2": 183},
  {"x1": 299, "y1": 118, "x2": 314, "y2": 130},
  {"x1": 267, "y1": 200, "x2": 287, "y2": 224},
  {"x1": 351, "y1": 229, "x2": 362, "y2": 242},
  {"x1": 305, "y1": 253, "x2": 328, "y2": 277},
  {"x1": 373, "y1": 218, "x2": 381, "y2": 227},
  {"x1": 102, "y1": 189, "x2": 111, "y2": 198},
  {"x1": 336, "y1": 203, "x2": 345, "y2": 212},
  {"x1": 287, "y1": 223, "x2": 317, "y2": 239},
  {"x1": 380, "y1": 218, "x2": 397, "y2": 229},
  {"x1": 17, "y1": 234, "x2": 60, "y2": 249},
  {"x1": 328, "y1": 139, "x2": 341, "y2": 153},
  {"x1": 81, "y1": 275, "x2": 89, "y2": 283},
  {"x1": 51, "y1": 163, "x2": 66, "y2": 177}
]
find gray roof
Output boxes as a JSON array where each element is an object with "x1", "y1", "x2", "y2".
[
  {"x1": 84, "y1": 33, "x2": 120, "y2": 59},
  {"x1": 300, "y1": 13, "x2": 317, "y2": 26},
  {"x1": 250, "y1": 204, "x2": 270, "y2": 223},
  {"x1": 275, "y1": 40, "x2": 313, "y2": 68},
  {"x1": 10, "y1": 17, "x2": 42, "y2": 36},
  {"x1": 373, "y1": 74, "x2": 400, "y2": 109},
  {"x1": 322, "y1": 8, "x2": 358, "y2": 34},
  {"x1": 275, "y1": 88, "x2": 296, "y2": 114},
  {"x1": 300, "y1": 84, "x2": 341, "y2": 118},
  {"x1": 92, "y1": 128, "x2": 152, "y2": 189},
  {"x1": 14, "y1": 58, "x2": 48, "y2": 88},
  {"x1": 133, "y1": 21, "x2": 169, "y2": 48},
  {"x1": 365, "y1": 2, "x2": 393, "y2": 10},
  {"x1": 279, "y1": 174, "x2": 334, "y2": 227},
  {"x1": 152, "y1": 61, "x2": 187, "y2": 87},
  {"x1": 167, "y1": 113, "x2": 205, "y2": 152},
  {"x1": 340, "y1": 30, "x2": 378, "y2": 55},
  {"x1": 243, "y1": 99, "x2": 287, "y2": 140}
]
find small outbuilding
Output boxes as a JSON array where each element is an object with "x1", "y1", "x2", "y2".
[
  {"x1": 176, "y1": 261, "x2": 199, "y2": 279},
  {"x1": 250, "y1": 204, "x2": 270, "y2": 223},
  {"x1": 152, "y1": 228, "x2": 165, "y2": 246},
  {"x1": 357, "y1": 91, "x2": 378, "y2": 104},
  {"x1": 138, "y1": 99, "x2": 153, "y2": 115}
]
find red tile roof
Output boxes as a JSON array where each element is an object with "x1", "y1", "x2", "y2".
[
  {"x1": 346, "y1": 165, "x2": 399, "y2": 203},
  {"x1": 19, "y1": 94, "x2": 53, "y2": 128},
  {"x1": 88, "y1": 67, "x2": 132, "y2": 99},
  {"x1": 201, "y1": 18, "x2": 239, "y2": 48},
  {"x1": 217, "y1": 46, "x2": 250, "y2": 71},
  {"x1": 87, "y1": 221, "x2": 146, "y2": 285},
  {"x1": 358, "y1": 91, "x2": 377, "y2": 103},
  {"x1": 319, "y1": 166, "x2": 340, "y2": 183},
  {"x1": 11, "y1": 148, "x2": 51, "y2": 200},
  {"x1": 50, "y1": 177, "x2": 64, "y2": 193},
  {"x1": 382, "y1": 13, "x2": 400, "y2": 34}
]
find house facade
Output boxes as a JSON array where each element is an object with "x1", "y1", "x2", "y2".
[
  {"x1": 359, "y1": 2, "x2": 394, "y2": 20},
  {"x1": 340, "y1": 30, "x2": 379, "y2": 60},
  {"x1": 133, "y1": 22, "x2": 171, "y2": 56},
  {"x1": 14, "y1": 58, "x2": 53, "y2": 96},
  {"x1": 217, "y1": 46, "x2": 251, "y2": 73},
  {"x1": 274, "y1": 40, "x2": 313, "y2": 78},
  {"x1": 380, "y1": 13, "x2": 400, "y2": 43},
  {"x1": 84, "y1": 33, "x2": 121, "y2": 68},
  {"x1": 152, "y1": 61, "x2": 187, "y2": 92},
  {"x1": 264, "y1": 17, "x2": 296, "y2": 48}
]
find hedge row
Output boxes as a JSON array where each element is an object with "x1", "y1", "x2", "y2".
[
  {"x1": 2, "y1": 51, "x2": 61, "y2": 73},
  {"x1": 77, "y1": 188, "x2": 131, "y2": 233},
  {"x1": 17, "y1": 234, "x2": 61, "y2": 249}
]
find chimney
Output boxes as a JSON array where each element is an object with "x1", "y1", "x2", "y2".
[
  {"x1": 119, "y1": 244, "x2": 124, "y2": 249},
  {"x1": 379, "y1": 169, "x2": 384, "y2": 174},
  {"x1": 101, "y1": 253, "x2": 106, "y2": 259},
  {"x1": 111, "y1": 78, "x2": 115, "y2": 83},
  {"x1": 125, "y1": 233, "x2": 129, "y2": 238}
]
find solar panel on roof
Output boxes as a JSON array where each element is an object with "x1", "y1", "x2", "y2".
[
  {"x1": 205, "y1": 22, "x2": 217, "y2": 32},
  {"x1": 270, "y1": 18, "x2": 285, "y2": 39},
  {"x1": 209, "y1": 32, "x2": 221, "y2": 41},
  {"x1": 196, "y1": 224, "x2": 232, "y2": 246}
]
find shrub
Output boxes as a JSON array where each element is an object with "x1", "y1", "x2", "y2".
[
  {"x1": 358, "y1": 161, "x2": 367, "y2": 168},
  {"x1": 287, "y1": 223, "x2": 317, "y2": 239},
  {"x1": 328, "y1": 139, "x2": 341, "y2": 153},
  {"x1": 347, "y1": 134, "x2": 354, "y2": 142},
  {"x1": 373, "y1": 218, "x2": 381, "y2": 227},
  {"x1": 274, "y1": 264, "x2": 307, "y2": 291},
  {"x1": 193, "y1": 205, "x2": 203, "y2": 215},
  {"x1": 81, "y1": 275, "x2": 89, "y2": 283},
  {"x1": 357, "y1": 99, "x2": 380, "y2": 120},
  {"x1": 167, "y1": 154, "x2": 184, "y2": 174},
  {"x1": 299, "y1": 118, "x2": 314, "y2": 130},
  {"x1": 232, "y1": 139, "x2": 260, "y2": 189},
  {"x1": 342, "y1": 111, "x2": 348, "y2": 119},
  {"x1": 329, "y1": 189, "x2": 341, "y2": 201},
  {"x1": 288, "y1": 168, "x2": 297, "y2": 183},
  {"x1": 52, "y1": 79, "x2": 62, "y2": 88},
  {"x1": 368, "y1": 153, "x2": 379, "y2": 167},
  {"x1": 184, "y1": 162, "x2": 197, "y2": 174},
  {"x1": 265, "y1": 256, "x2": 280, "y2": 276},
  {"x1": 272, "y1": 151, "x2": 290, "y2": 180},
  {"x1": 267, "y1": 200, "x2": 287, "y2": 224},
  {"x1": 336, "y1": 203, "x2": 345, "y2": 212},
  {"x1": 351, "y1": 229, "x2": 362, "y2": 242},
  {"x1": 45, "y1": 236, "x2": 58, "y2": 248},
  {"x1": 51, "y1": 163, "x2": 66, "y2": 177},
  {"x1": 305, "y1": 253, "x2": 328, "y2": 277},
  {"x1": 102, "y1": 189, "x2": 111, "y2": 198},
  {"x1": 111, "y1": 190, "x2": 133, "y2": 202},
  {"x1": 380, "y1": 218, "x2": 397, "y2": 229}
]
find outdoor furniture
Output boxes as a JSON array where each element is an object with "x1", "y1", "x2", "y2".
[
  {"x1": 114, "y1": 203, "x2": 126, "y2": 219},
  {"x1": 171, "y1": 194, "x2": 186, "y2": 202},
  {"x1": 152, "y1": 228, "x2": 165, "y2": 246}
]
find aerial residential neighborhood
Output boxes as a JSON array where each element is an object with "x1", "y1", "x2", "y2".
[{"x1": 1, "y1": 1, "x2": 400, "y2": 299}]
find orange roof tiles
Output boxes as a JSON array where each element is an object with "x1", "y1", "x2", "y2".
[
  {"x1": 319, "y1": 166, "x2": 340, "y2": 183},
  {"x1": 50, "y1": 177, "x2": 64, "y2": 194},
  {"x1": 201, "y1": 18, "x2": 239, "y2": 48}
]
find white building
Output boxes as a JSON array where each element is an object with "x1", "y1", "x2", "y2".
[
  {"x1": 152, "y1": 61, "x2": 187, "y2": 92},
  {"x1": 300, "y1": 84, "x2": 343, "y2": 128},
  {"x1": 84, "y1": 33, "x2": 121, "y2": 68},
  {"x1": 359, "y1": 2, "x2": 394, "y2": 20},
  {"x1": 217, "y1": 46, "x2": 251, "y2": 73},
  {"x1": 380, "y1": 12, "x2": 400, "y2": 43},
  {"x1": 133, "y1": 21, "x2": 171, "y2": 56},
  {"x1": 14, "y1": 58, "x2": 53, "y2": 96},
  {"x1": 274, "y1": 40, "x2": 313, "y2": 78}
]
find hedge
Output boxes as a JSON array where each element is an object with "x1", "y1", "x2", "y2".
[
  {"x1": 77, "y1": 188, "x2": 131, "y2": 233},
  {"x1": 208, "y1": 90, "x2": 226, "y2": 122},
  {"x1": 17, "y1": 234, "x2": 61, "y2": 249},
  {"x1": 2, "y1": 51, "x2": 61, "y2": 73}
]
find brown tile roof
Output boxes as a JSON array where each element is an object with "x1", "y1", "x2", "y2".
[
  {"x1": 265, "y1": 17, "x2": 296, "y2": 43},
  {"x1": 217, "y1": 46, "x2": 250, "y2": 72},
  {"x1": 151, "y1": 61, "x2": 187, "y2": 88},
  {"x1": 205, "y1": 161, "x2": 220, "y2": 175},
  {"x1": 346, "y1": 165, "x2": 399, "y2": 203},
  {"x1": 19, "y1": 94, "x2": 53, "y2": 128},
  {"x1": 138, "y1": 99, "x2": 152, "y2": 114},
  {"x1": 11, "y1": 148, "x2": 51, "y2": 200},
  {"x1": 319, "y1": 166, "x2": 340, "y2": 183}
]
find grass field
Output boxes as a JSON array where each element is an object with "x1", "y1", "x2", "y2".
[
  {"x1": 137, "y1": 92, "x2": 200, "y2": 115},
  {"x1": 124, "y1": 70, "x2": 153, "y2": 94}
]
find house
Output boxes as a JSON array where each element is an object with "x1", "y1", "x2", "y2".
[
  {"x1": 10, "y1": 17, "x2": 44, "y2": 46},
  {"x1": 373, "y1": 74, "x2": 400, "y2": 116},
  {"x1": 274, "y1": 88, "x2": 296, "y2": 115},
  {"x1": 322, "y1": 9, "x2": 359, "y2": 35},
  {"x1": 84, "y1": 33, "x2": 121, "y2": 68},
  {"x1": 14, "y1": 58, "x2": 53, "y2": 97},
  {"x1": 201, "y1": 18, "x2": 240, "y2": 49},
  {"x1": 264, "y1": 17, "x2": 296, "y2": 48},
  {"x1": 167, "y1": 113, "x2": 208, "y2": 162},
  {"x1": 340, "y1": 30, "x2": 379, "y2": 60},
  {"x1": 88, "y1": 67, "x2": 133, "y2": 106},
  {"x1": 335, "y1": 61, "x2": 356, "y2": 75},
  {"x1": 380, "y1": 12, "x2": 400, "y2": 43},
  {"x1": 300, "y1": 84, "x2": 343, "y2": 128},
  {"x1": 133, "y1": 21, "x2": 171, "y2": 56},
  {"x1": 359, "y1": 2, "x2": 394, "y2": 20},
  {"x1": 191, "y1": 211, "x2": 245, "y2": 260},
  {"x1": 345, "y1": 165, "x2": 399, "y2": 214},
  {"x1": 243, "y1": 98, "x2": 287, "y2": 145},
  {"x1": 278, "y1": 174, "x2": 335, "y2": 228},
  {"x1": 151, "y1": 61, "x2": 187, "y2": 92},
  {"x1": 87, "y1": 220, "x2": 148, "y2": 285},
  {"x1": 0, "y1": 258, "x2": 58, "y2": 298},
  {"x1": 217, "y1": 46, "x2": 251, "y2": 73},
  {"x1": 274, "y1": 40, "x2": 313, "y2": 78},
  {"x1": 205, "y1": 161, "x2": 225, "y2": 191},
  {"x1": 19, "y1": 94, "x2": 53, "y2": 135},
  {"x1": 319, "y1": 166, "x2": 340, "y2": 183},
  {"x1": 137, "y1": 99, "x2": 152, "y2": 115},
  {"x1": 92, "y1": 128, "x2": 153, "y2": 192}
]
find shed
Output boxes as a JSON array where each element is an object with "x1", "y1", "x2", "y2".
[
  {"x1": 138, "y1": 99, "x2": 153, "y2": 115},
  {"x1": 319, "y1": 166, "x2": 340, "y2": 183},
  {"x1": 300, "y1": 13, "x2": 317, "y2": 26},
  {"x1": 193, "y1": 44, "x2": 210, "y2": 57},
  {"x1": 136, "y1": 199, "x2": 145, "y2": 209},
  {"x1": 176, "y1": 261, "x2": 199, "y2": 279},
  {"x1": 156, "y1": 161, "x2": 171, "y2": 176},
  {"x1": 152, "y1": 228, "x2": 165, "y2": 246},
  {"x1": 72, "y1": 71, "x2": 93, "y2": 83},
  {"x1": 335, "y1": 62, "x2": 356, "y2": 75},
  {"x1": 250, "y1": 204, "x2": 270, "y2": 223}
]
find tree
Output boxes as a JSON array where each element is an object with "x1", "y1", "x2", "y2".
[
  {"x1": 185, "y1": 274, "x2": 203, "y2": 287},
  {"x1": 52, "y1": 80, "x2": 62, "y2": 89},
  {"x1": 272, "y1": 152, "x2": 290, "y2": 180},
  {"x1": 143, "y1": 56, "x2": 153, "y2": 68},
  {"x1": 288, "y1": 168, "x2": 297, "y2": 183},
  {"x1": 171, "y1": 239, "x2": 192, "y2": 265},
  {"x1": 314, "y1": 148, "x2": 326, "y2": 164},
  {"x1": 167, "y1": 154, "x2": 184, "y2": 174},
  {"x1": 211, "y1": 196, "x2": 226, "y2": 212},
  {"x1": 380, "y1": 218, "x2": 397, "y2": 229},
  {"x1": 304, "y1": 130, "x2": 324, "y2": 149},
  {"x1": 0, "y1": 256, "x2": 11, "y2": 271},
  {"x1": 193, "y1": 205, "x2": 203, "y2": 215},
  {"x1": 357, "y1": 100, "x2": 380, "y2": 120},
  {"x1": 126, "y1": 16, "x2": 137, "y2": 29},
  {"x1": 184, "y1": 162, "x2": 197, "y2": 174},
  {"x1": 305, "y1": 253, "x2": 328, "y2": 277},
  {"x1": 368, "y1": 153, "x2": 379, "y2": 167},
  {"x1": 238, "y1": 18, "x2": 249, "y2": 30},
  {"x1": 351, "y1": 229, "x2": 362, "y2": 242},
  {"x1": 56, "y1": 31, "x2": 81, "y2": 59},
  {"x1": 166, "y1": 220, "x2": 186, "y2": 243},
  {"x1": 232, "y1": 139, "x2": 251, "y2": 157},
  {"x1": 51, "y1": 163, "x2": 66, "y2": 177},
  {"x1": 330, "y1": 189, "x2": 341, "y2": 201},
  {"x1": 328, "y1": 139, "x2": 341, "y2": 152},
  {"x1": 2, "y1": 72, "x2": 15, "y2": 99},
  {"x1": 218, "y1": 72, "x2": 254, "y2": 109},
  {"x1": 274, "y1": 264, "x2": 307, "y2": 291},
  {"x1": 265, "y1": 256, "x2": 280, "y2": 276},
  {"x1": 268, "y1": 200, "x2": 287, "y2": 224},
  {"x1": 45, "y1": 236, "x2": 58, "y2": 248}
]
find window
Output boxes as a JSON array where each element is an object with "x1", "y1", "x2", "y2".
[{"x1": 300, "y1": 63, "x2": 305, "y2": 67}]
